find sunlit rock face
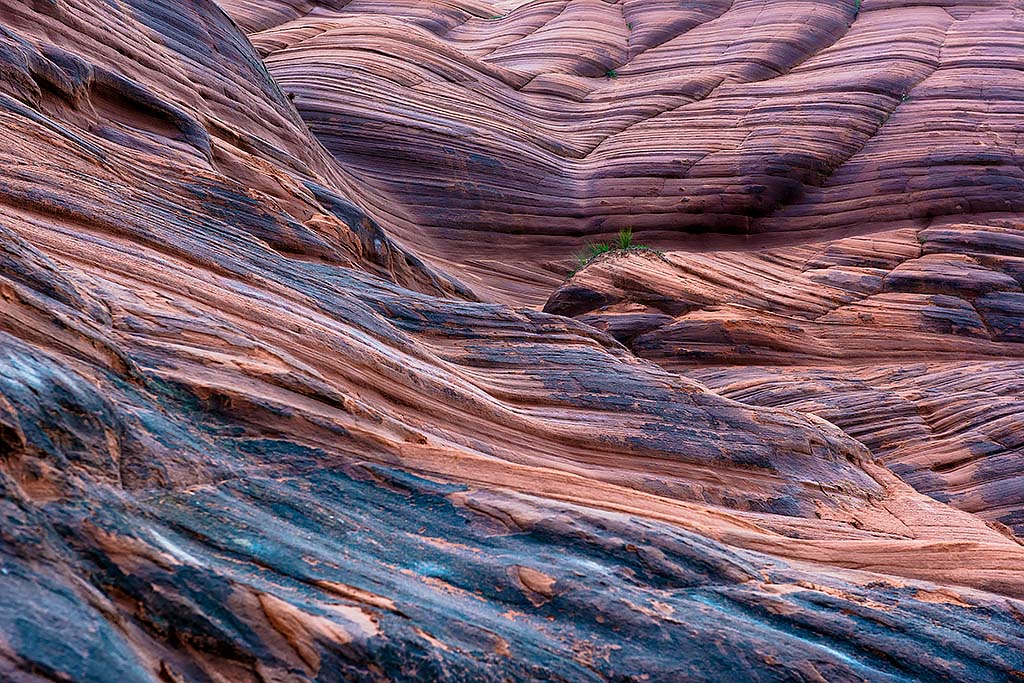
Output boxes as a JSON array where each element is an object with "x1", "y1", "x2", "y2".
[{"x1": 1, "y1": 0, "x2": 1024, "y2": 681}]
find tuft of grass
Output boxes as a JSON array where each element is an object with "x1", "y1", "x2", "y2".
[
  {"x1": 571, "y1": 228, "x2": 652, "y2": 274},
  {"x1": 616, "y1": 226, "x2": 633, "y2": 250},
  {"x1": 605, "y1": 69, "x2": 618, "y2": 79},
  {"x1": 576, "y1": 241, "x2": 612, "y2": 268}
]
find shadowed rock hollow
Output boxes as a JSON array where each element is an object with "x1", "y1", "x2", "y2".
[{"x1": 2, "y1": 0, "x2": 1024, "y2": 681}]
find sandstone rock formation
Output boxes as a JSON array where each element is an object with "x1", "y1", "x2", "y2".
[
  {"x1": 1, "y1": 0, "x2": 1024, "y2": 681},
  {"x1": 546, "y1": 225, "x2": 1024, "y2": 538},
  {"x1": 235, "y1": 0, "x2": 1024, "y2": 302}
]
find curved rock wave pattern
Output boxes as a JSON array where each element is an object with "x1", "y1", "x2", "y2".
[
  {"x1": 2, "y1": 0, "x2": 1024, "y2": 681},
  {"x1": 546, "y1": 224, "x2": 1024, "y2": 537},
  {"x1": 229, "y1": 0, "x2": 1024, "y2": 299}
]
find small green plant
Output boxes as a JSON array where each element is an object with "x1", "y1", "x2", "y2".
[
  {"x1": 571, "y1": 228, "x2": 651, "y2": 274},
  {"x1": 605, "y1": 69, "x2": 618, "y2": 79},
  {"x1": 576, "y1": 241, "x2": 612, "y2": 267},
  {"x1": 853, "y1": 0, "x2": 861, "y2": 15},
  {"x1": 616, "y1": 226, "x2": 633, "y2": 250},
  {"x1": 626, "y1": 21, "x2": 633, "y2": 30}
]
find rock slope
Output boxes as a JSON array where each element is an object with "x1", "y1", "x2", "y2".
[
  {"x1": 547, "y1": 225, "x2": 1024, "y2": 537},
  {"x1": 1, "y1": 0, "x2": 1024, "y2": 682},
  {"x1": 235, "y1": 0, "x2": 1024, "y2": 301}
]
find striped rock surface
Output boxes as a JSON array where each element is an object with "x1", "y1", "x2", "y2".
[
  {"x1": 0, "y1": 0, "x2": 1023, "y2": 681},
  {"x1": 546, "y1": 224, "x2": 1024, "y2": 536},
  {"x1": 232, "y1": 0, "x2": 1024, "y2": 302}
]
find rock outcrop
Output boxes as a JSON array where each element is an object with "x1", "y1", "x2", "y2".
[
  {"x1": 546, "y1": 225, "x2": 1024, "y2": 537},
  {"x1": 1, "y1": 0, "x2": 1024, "y2": 681},
  {"x1": 234, "y1": 0, "x2": 1024, "y2": 302}
]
